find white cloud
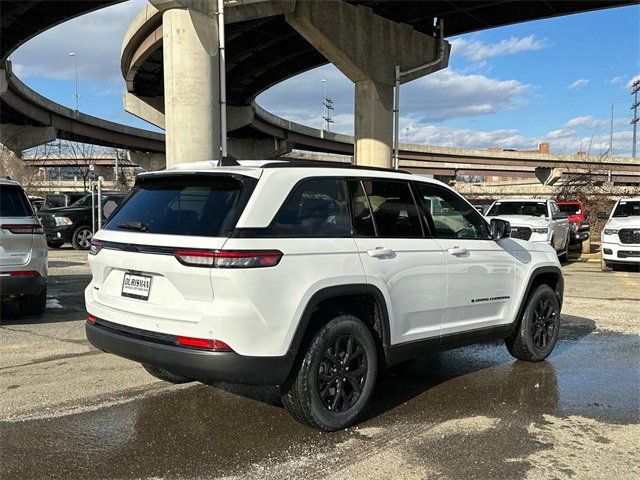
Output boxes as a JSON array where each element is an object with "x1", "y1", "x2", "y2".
[
  {"x1": 610, "y1": 76, "x2": 626, "y2": 84},
  {"x1": 11, "y1": 0, "x2": 146, "y2": 83},
  {"x1": 627, "y1": 74, "x2": 640, "y2": 88},
  {"x1": 567, "y1": 79, "x2": 590, "y2": 90},
  {"x1": 398, "y1": 119, "x2": 633, "y2": 157},
  {"x1": 564, "y1": 116, "x2": 594, "y2": 127},
  {"x1": 451, "y1": 35, "x2": 547, "y2": 62},
  {"x1": 259, "y1": 66, "x2": 532, "y2": 129}
]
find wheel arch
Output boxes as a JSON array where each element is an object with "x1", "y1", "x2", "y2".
[
  {"x1": 509, "y1": 265, "x2": 564, "y2": 334},
  {"x1": 286, "y1": 284, "x2": 392, "y2": 370}
]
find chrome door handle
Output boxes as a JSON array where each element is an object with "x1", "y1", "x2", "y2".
[
  {"x1": 367, "y1": 247, "x2": 395, "y2": 258},
  {"x1": 447, "y1": 246, "x2": 469, "y2": 257}
]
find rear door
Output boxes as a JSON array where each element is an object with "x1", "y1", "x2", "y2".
[
  {"x1": 89, "y1": 173, "x2": 257, "y2": 328},
  {"x1": 414, "y1": 183, "x2": 515, "y2": 335},
  {"x1": 348, "y1": 179, "x2": 447, "y2": 344},
  {"x1": 0, "y1": 183, "x2": 38, "y2": 267}
]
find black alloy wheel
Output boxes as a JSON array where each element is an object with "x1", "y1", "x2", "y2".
[
  {"x1": 318, "y1": 335, "x2": 368, "y2": 412},
  {"x1": 506, "y1": 284, "x2": 561, "y2": 362},
  {"x1": 531, "y1": 297, "x2": 557, "y2": 351}
]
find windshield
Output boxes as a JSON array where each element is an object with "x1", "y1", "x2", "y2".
[
  {"x1": 486, "y1": 201, "x2": 547, "y2": 217},
  {"x1": 104, "y1": 176, "x2": 247, "y2": 237},
  {"x1": 612, "y1": 200, "x2": 640, "y2": 218},
  {"x1": 558, "y1": 203, "x2": 581, "y2": 215}
]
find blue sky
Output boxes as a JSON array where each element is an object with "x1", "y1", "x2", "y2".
[{"x1": 10, "y1": 1, "x2": 640, "y2": 156}]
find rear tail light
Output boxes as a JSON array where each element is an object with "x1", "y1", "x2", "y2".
[
  {"x1": 87, "y1": 314, "x2": 97, "y2": 324},
  {"x1": 89, "y1": 239, "x2": 102, "y2": 255},
  {"x1": 9, "y1": 270, "x2": 40, "y2": 277},
  {"x1": 176, "y1": 336, "x2": 233, "y2": 351},
  {"x1": 174, "y1": 249, "x2": 283, "y2": 268},
  {"x1": 1, "y1": 224, "x2": 43, "y2": 234}
]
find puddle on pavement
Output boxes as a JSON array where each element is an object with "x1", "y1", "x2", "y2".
[{"x1": 2, "y1": 316, "x2": 638, "y2": 479}]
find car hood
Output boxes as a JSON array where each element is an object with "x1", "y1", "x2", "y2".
[
  {"x1": 40, "y1": 206, "x2": 89, "y2": 216},
  {"x1": 485, "y1": 215, "x2": 549, "y2": 227},
  {"x1": 605, "y1": 217, "x2": 640, "y2": 229}
]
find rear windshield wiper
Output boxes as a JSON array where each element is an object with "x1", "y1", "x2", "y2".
[{"x1": 116, "y1": 221, "x2": 149, "y2": 232}]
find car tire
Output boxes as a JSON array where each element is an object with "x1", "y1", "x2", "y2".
[
  {"x1": 142, "y1": 364, "x2": 194, "y2": 384},
  {"x1": 47, "y1": 241, "x2": 64, "y2": 249},
  {"x1": 71, "y1": 226, "x2": 93, "y2": 250},
  {"x1": 281, "y1": 314, "x2": 378, "y2": 431},
  {"x1": 581, "y1": 237, "x2": 591, "y2": 255},
  {"x1": 17, "y1": 286, "x2": 47, "y2": 316},
  {"x1": 506, "y1": 284, "x2": 560, "y2": 362}
]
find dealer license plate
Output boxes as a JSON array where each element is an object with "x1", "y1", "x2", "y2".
[{"x1": 122, "y1": 273, "x2": 152, "y2": 300}]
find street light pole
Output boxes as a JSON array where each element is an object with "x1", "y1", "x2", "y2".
[{"x1": 69, "y1": 52, "x2": 79, "y2": 113}]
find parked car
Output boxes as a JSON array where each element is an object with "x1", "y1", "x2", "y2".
[
  {"x1": 485, "y1": 198, "x2": 571, "y2": 260},
  {"x1": 557, "y1": 200, "x2": 590, "y2": 254},
  {"x1": 599, "y1": 197, "x2": 640, "y2": 271},
  {"x1": 38, "y1": 192, "x2": 127, "y2": 250},
  {"x1": 41, "y1": 192, "x2": 86, "y2": 211},
  {"x1": 29, "y1": 196, "x2": 45, "y2": 212},
  {"x1": 85, "y1": 160, "x2": 564, "y2": 431},
  {"x1": 1, "y1": 178, "x2": 48, "y2": 317}
]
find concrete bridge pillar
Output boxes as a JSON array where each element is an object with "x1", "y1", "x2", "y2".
[
  {"x1": 150, "y1": 0, "x2": 220, "y2": 167},
  {"x1": 354, "y1": 79, "x2": 393, "y2": 168},
  {"x1": 286, "y1": 0, "x2": 450, "y2": 168}
]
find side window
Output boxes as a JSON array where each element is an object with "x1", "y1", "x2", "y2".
[
  {"x1": 355, "y1": 180, "x2": 423, "y2": 238},
  {"x1": 549, "y1": 202, "x2": 558, "y2": 218},
  {"x1": 416, "y1": 184, "x2": 489, "y2": 240},
  {"x1": 272, "y1": 178, "x2": 351, "y2": 237}
]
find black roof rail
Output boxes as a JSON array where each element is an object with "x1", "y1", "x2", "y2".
[{"x1": 260, "y1": 159, "x2": 411, "y2": 174}]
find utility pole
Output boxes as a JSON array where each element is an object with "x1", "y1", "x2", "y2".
[
  {"x1": 609, "y1": 104, "x2": 614, "y2": 157},
  {"x1": 69, "y1": 52, "x2": 79, "y2": 113},
  {"x1": 321, "y1": 79, "x2": 334, "y2": 132},
  {"x1": 631, "y1": 79, "x2": 639, "y2": 158}
]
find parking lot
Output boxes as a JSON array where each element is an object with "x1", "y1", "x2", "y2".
[{"x1": 1, "y1": 248, "x2": 639, "y2": 480}]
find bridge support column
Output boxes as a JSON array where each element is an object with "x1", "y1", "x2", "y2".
[
  {"x1": 0, "y1": 124, "x2": 57, "y2": 158},
  {"x1": 286, "y1": 0, "x2": 449, "y2": 168},
  {"x1": 152, "y1": 1, "x2": 220, "y2": 167},
  {"x1": 354, "y1": 79, "x2": 393, "y2": 168}
]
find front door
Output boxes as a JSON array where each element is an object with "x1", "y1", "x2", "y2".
[
  {"x1": 348, "y1": 179, "x2": 447, "y2": 345},
  {"x1": 414, "y1": 183, "x2": 515, "y2": 336}
]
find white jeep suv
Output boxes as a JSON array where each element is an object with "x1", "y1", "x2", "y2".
[
  {"x1": 1, "y1": 178, "x2": 48, "y2": 317},
  {"x1": 485, "y1": 198, "x2": 570, "y2": 260},
  {"x1": 601, "y1": 197, "x2": 640, "y2": 270},
  {"x1": 85, "y1": 160, "x2": 564, "y2": 430}
]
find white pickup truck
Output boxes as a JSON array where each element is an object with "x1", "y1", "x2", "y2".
[{"x1": 485, "y1": 198, "x2": 571, "y2": 260}]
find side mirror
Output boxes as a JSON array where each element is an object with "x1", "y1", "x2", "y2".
[
  {"x1": 490, "y1": 218, "x2": 511, "y2": 240},
  {"x1": 553, "y1": 212, "x2": 569, "y2": 220},
  {"x1": 596, "y1": 212, "x2": 608, "y2": 220}
]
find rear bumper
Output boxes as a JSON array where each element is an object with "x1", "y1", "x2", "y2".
[
  {"x1": 0, "y1": 274, "x2": 46, "y2": 297},
  {"x1": 85, "y1": 319, "x2": 294, "y2": 385}
]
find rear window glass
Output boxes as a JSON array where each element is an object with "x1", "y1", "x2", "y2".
[
  {"x1": 105, "y1": 176, "x2": 246, "y2": 237},
  {"x1": 0, "y1": 185, "x2": 32, "y2": 217}
]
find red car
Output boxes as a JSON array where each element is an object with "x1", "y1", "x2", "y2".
[{"x1": 557, "y1": 200, "x2": 590, "y2": 254}]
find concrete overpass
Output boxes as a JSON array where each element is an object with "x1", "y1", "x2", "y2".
[{"x1": 2, "y1": 0, "x2": 638, "y2": 173}]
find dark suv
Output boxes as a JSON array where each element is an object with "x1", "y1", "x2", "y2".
[{"x1": 38, "y1": 192, "x2": 127, "y2": 250}]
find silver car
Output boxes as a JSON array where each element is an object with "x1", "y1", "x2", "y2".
[{"x1": 0, "y1": 178, "x2": 48, "y2": 316}]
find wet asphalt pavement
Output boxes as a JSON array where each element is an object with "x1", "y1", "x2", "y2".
[{"x1": 1, "y1": 249, "x2": 639, "y2": 479}]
